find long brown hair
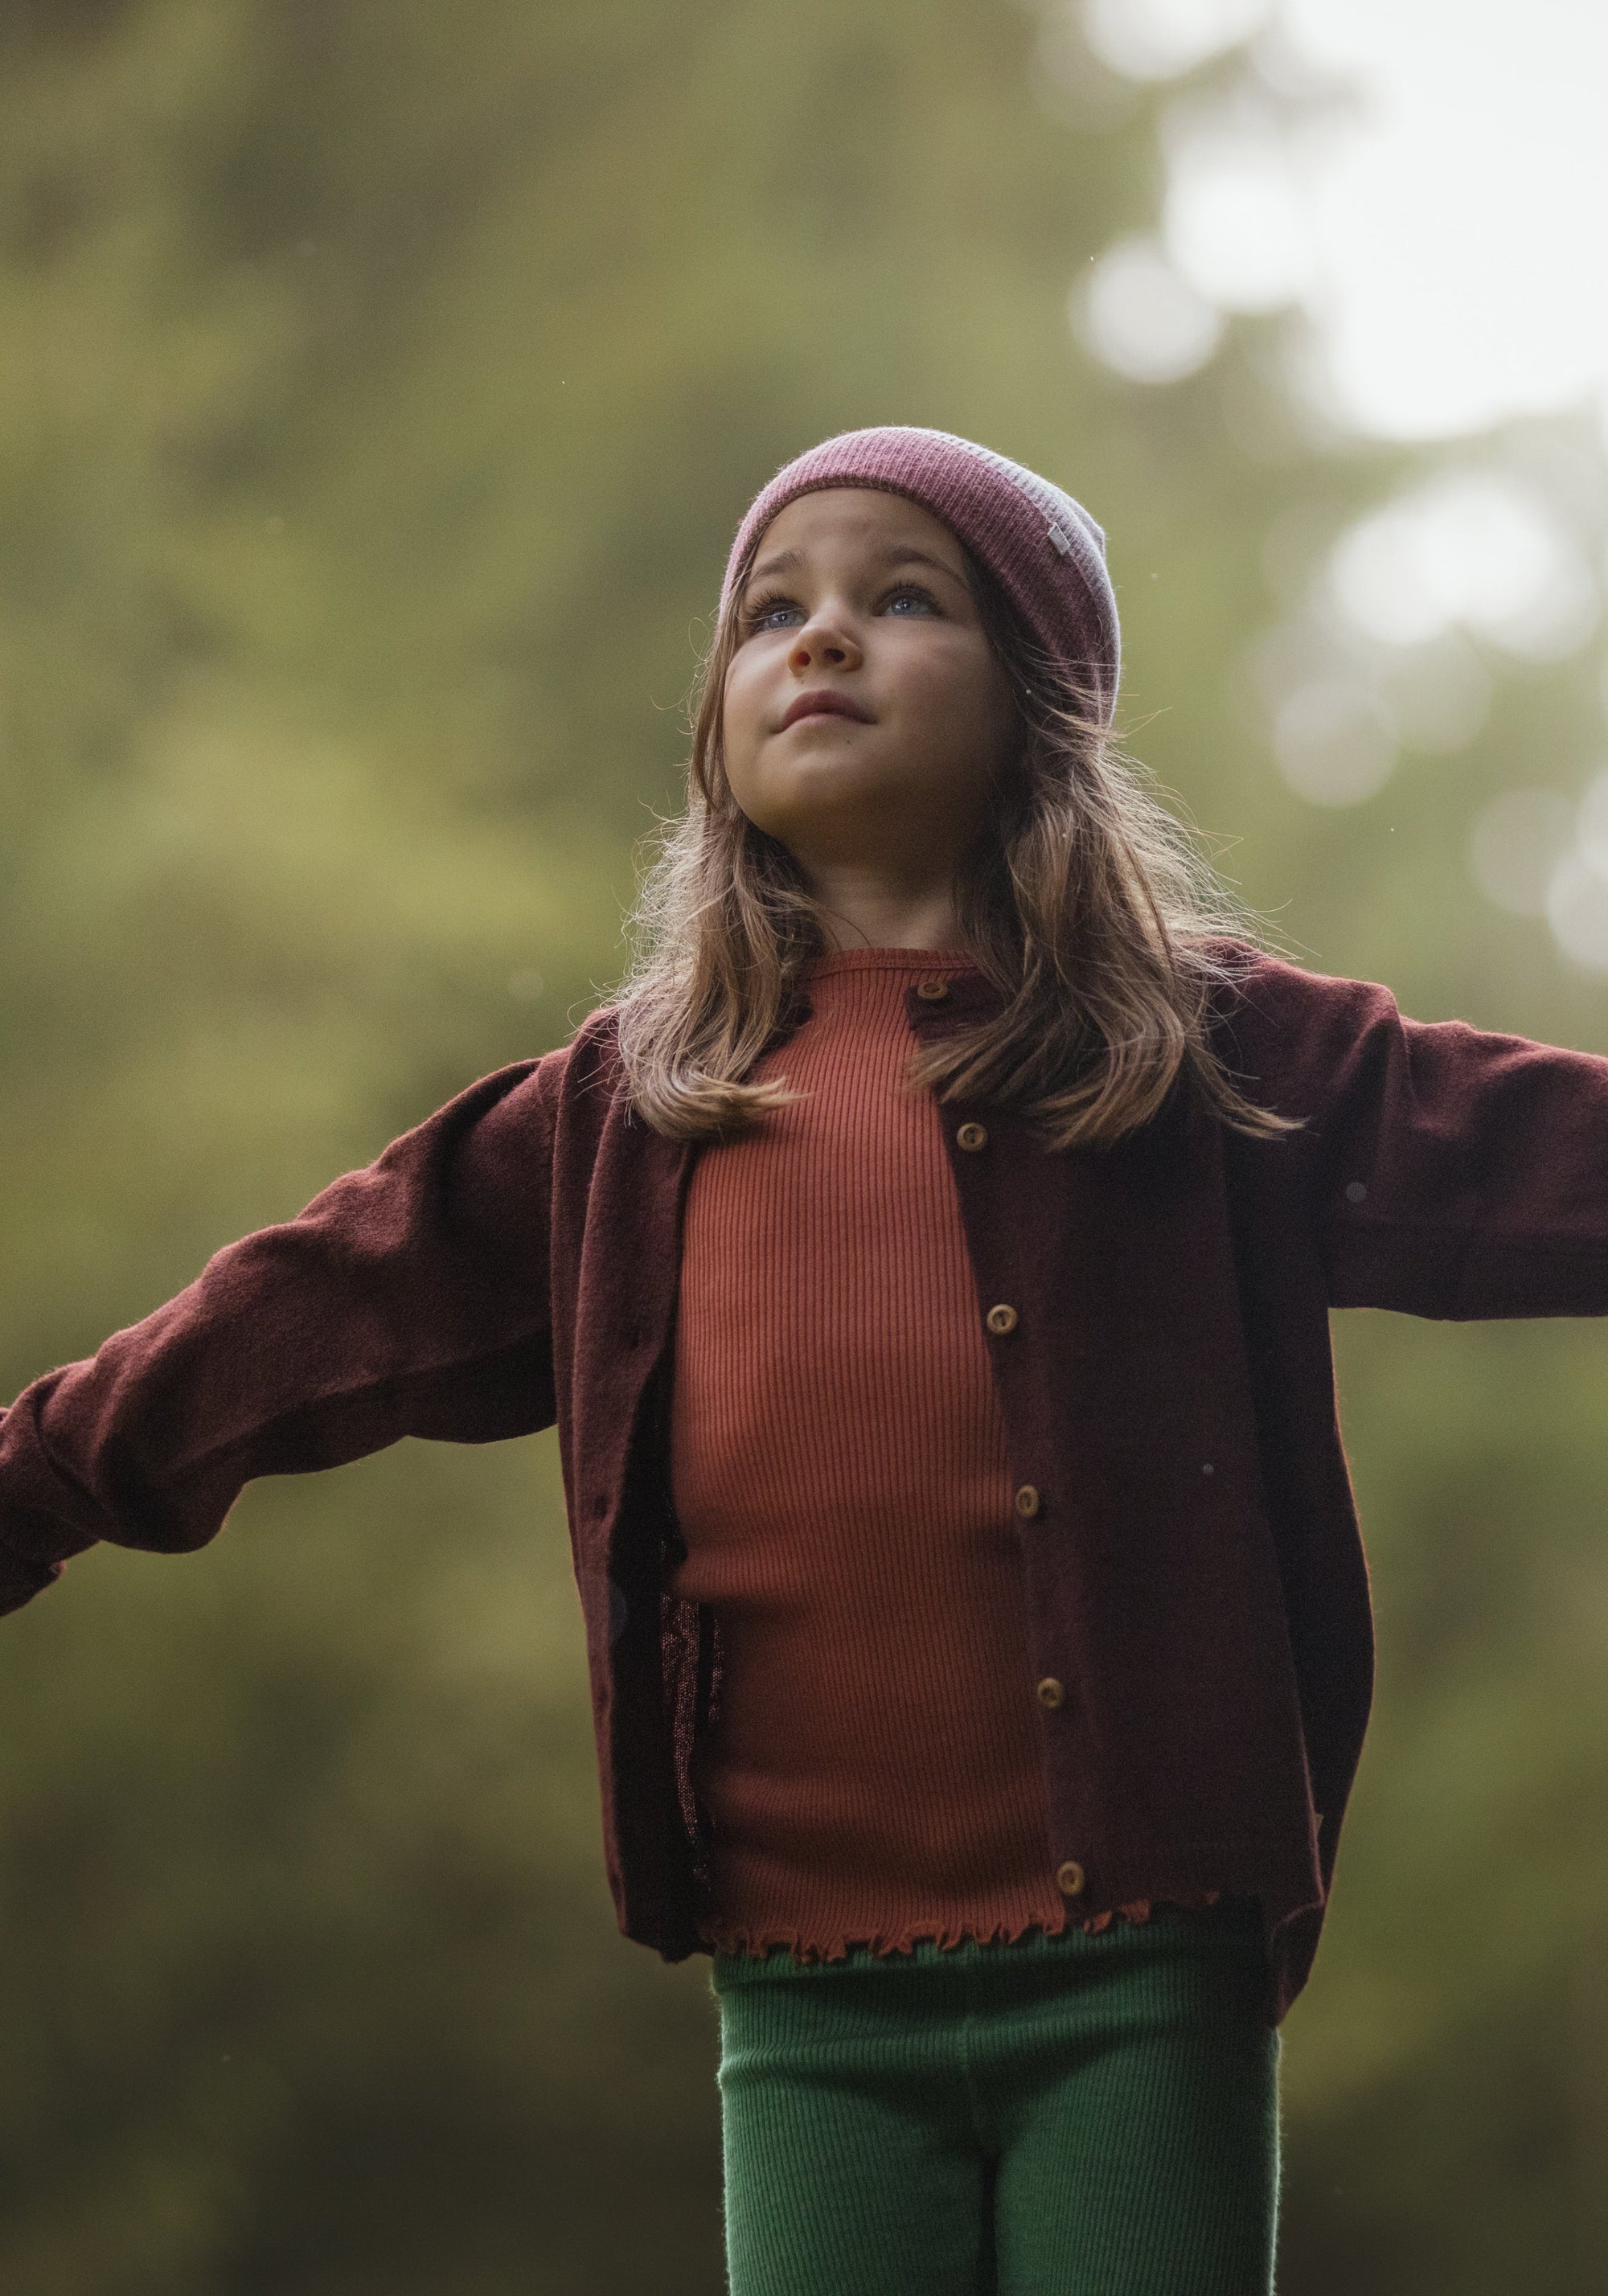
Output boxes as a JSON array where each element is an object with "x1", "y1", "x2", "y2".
[{"x1": 614, "y1": 525, "x2": 1294, "y2": 1151}]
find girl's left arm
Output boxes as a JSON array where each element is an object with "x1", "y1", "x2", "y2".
[
  {"x1": 0, "y1": 1052, "x2": 564, "y2": 1617},
  {"x1": 1229, "y1": 953, "x2": 1608, "y2": 1319}
]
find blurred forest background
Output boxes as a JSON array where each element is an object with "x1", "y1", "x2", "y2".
[{"x1": 2, "y1": 2, "x2": 1608, "y2": 2290}]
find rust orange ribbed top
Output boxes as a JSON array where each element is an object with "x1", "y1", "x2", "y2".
[{"x1": 667, "y1": 947, "x2": 1085, "y2": 1960}]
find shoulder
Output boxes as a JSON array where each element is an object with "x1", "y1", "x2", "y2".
[
  {"x1": 1189, "y1": 938, "x2": 1404, "y2": 1121},
  {"x1": 477, "y1": 1007, "x2": 626, "y2": 1108},
  {"x1": 404, "y1": 1007, "x2": 626, "y2": 1158},
  {"x1": 531, "y1": 1004, "x2": 662, "y2": 1158},
  {"x1": 1194, "y1": 938, "x2": 1399, "y2": 1032},
  {"x1": 543, "y1": 1004, "x2": 628, "y2": 1110}
]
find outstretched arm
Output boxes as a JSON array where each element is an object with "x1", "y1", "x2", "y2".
[
  {"x1": 0, "y1": 1052, "x2": 564, "y2": 1616},
  {"x1": 1224, "y1": 952, "x2": 1608, "y2": 1320}
]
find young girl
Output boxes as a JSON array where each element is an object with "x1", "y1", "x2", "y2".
[{"x1": 4, "y1": 424, "x2": 1607, "y2": 2295}]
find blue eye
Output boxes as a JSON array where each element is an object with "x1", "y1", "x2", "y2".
[
  {"x1": 739, "y1": 580, "x2": 940, "y2": 633},
  {"x1": 740, "y1": 591, "x2": 805, "y2": 633}
]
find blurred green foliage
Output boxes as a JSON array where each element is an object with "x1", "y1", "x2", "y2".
[{"x1": 2, "y1": 2, "x2": 1606, "y2": 2289}]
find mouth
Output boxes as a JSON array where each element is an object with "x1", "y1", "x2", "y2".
[{"x1": 779, "y1": 690, "x2": 876, "y2": 732}]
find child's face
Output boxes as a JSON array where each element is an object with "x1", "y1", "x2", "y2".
[{"x1": 721, "y1": 487, "x2": 1021, "y2": 882}]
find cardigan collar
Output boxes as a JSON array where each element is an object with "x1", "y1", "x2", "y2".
[{"x1": 781, "y1": 952, "x2": 1007, "y2": 1040}]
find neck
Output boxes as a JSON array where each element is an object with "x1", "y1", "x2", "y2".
[{"x1": 798, "y1": 862, "x2": 966, "y2": 953}]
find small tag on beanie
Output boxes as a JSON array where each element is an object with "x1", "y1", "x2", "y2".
[{"x1": 1046, "y1": 523, "x2": 1074, "y2": 557}]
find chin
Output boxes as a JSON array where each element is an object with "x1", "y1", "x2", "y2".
[{"x1": 768, "y1": 761, "x2": 896, "y2": 823}]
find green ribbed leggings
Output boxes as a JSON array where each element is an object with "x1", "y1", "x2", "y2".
[{"x1": 710, "y1": 1907, "x2": 1279, "y2": 2295}]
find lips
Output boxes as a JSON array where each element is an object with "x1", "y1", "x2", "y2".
[{"x1": 779, "y1": 690, "x2": 875, "y2": 731}]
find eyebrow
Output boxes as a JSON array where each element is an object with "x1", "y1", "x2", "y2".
[{"x1": 744, "y1": 541, "x2": 966, "y2": 588}]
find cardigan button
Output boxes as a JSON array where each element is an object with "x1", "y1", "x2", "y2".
[
  {"x1": 985, "y1": 1302, "x2": 1019, "y2": 1335},
  {"x1": 1056, "y1": 1860, "x2": 1086, "y2": 1898},
  {"x1": 916, "y1": 978, "x2": 950, "y2": 1001},
  {"x1": 956, "y1": 1121, "x2": 988, "y2": 1151},
  {"x1": 1014, "y1": 1484, "x2": 1040, "y2": 1519},
  {"x1": 1036, "y1": 1676, "x2": 1064, "y2": 1708}
]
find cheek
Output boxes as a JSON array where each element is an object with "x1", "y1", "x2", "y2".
[
  {"x1": 718, "y1": 668, "x2": 757, "y2": 793},
  {"x1": 978, "y1": 670, "x2": 1023, "y2": 770},
  {"x1": 896, "y1": 644, "x2": 1016, "y2": 767},
  {"x1": 720, "y1": 650, "x2": 773, "y2": 767},
  {"x1": 946, "y1": 642, "x2": 1019, "y2": 766}
]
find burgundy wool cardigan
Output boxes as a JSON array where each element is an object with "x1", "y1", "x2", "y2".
[{"x1": 4, "y1": 945, "x2": 1608, "y2": 2024}]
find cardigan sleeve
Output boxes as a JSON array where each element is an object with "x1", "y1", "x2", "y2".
[
  {"x1": 1224, "y1": 950, "x2": 1608, "y2": 1319},
  {"x1": 0, "y1": 1051, "x2": 565, "y2": 1617}
]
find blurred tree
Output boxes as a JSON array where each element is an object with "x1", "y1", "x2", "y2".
[{"x1": 1, "y1": 1, "x2": 1606, "y2": 2289}]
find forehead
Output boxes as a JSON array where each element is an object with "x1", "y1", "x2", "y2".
[{"x1": 749, "y1": 485, "x2": 966, "y2": 574}]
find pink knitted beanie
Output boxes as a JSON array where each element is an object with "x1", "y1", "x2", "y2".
[{"x1": 721, "y1": 425, "x2": 1121, "y2": 726}]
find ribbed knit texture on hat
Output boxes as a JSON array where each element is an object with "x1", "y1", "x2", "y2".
[{"x1": 721, "y1": 426, "x2": 1121, "y2": 724}]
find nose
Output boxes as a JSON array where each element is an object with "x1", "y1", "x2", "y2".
[{"x1": 787, "y1": 609, "x2": 862, "y2": 676}]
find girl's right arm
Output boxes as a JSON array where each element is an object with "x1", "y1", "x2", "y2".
[{"x1": 0, "y1": 1050, "x2": 565, "y2": 1616}]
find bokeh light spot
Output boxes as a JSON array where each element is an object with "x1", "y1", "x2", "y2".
[
  {"x1": 1542, "y1": 772, "x2": 1608, "y2": 969},
  {"x1": 1162, "y1": 118, "x2": 1315, "y2": 313},
  {"x1": 1375, "y1": 633, "x2": 1492, "y2": 755},
  {"x1": 1273, "y1": 679, "x2": 1397, "y2": 806},
  {"x1": 1081, "y1": 0, "x2": 1273, "y2": 83},
  {"x1": 1325, "y1": 474, "x2": 1598, "y2": 659},
  {"x1": 1073, "y1": 233, "x2": 1224, "y2": 384},
  {"x1": 1468, "y1": 789, "x2": 1574, "y2": 917}
]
